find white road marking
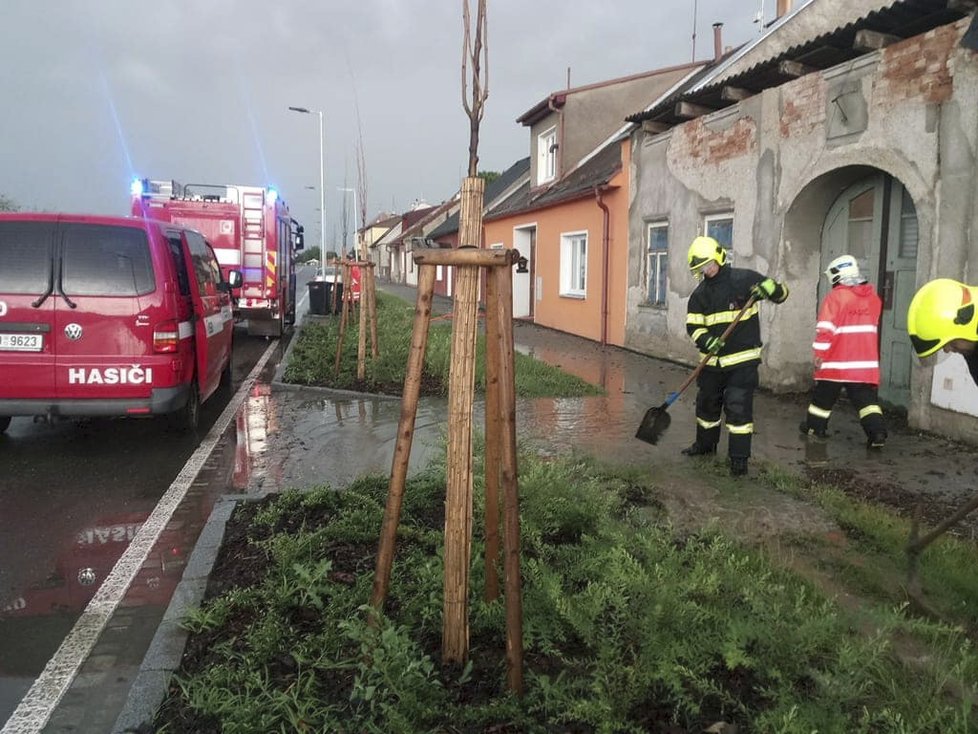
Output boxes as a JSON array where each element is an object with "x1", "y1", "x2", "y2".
[{"x1": 1, "y1": 340, "x2": 278, "y2": 734}]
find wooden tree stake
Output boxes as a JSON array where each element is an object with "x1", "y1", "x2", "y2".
[
  {"x1": 493, "y1": 264, "x2": 524, "y2": 696},
  {"x1": 357, "y1": 263, "x2": 368, "y2": 381},
  {"x1": 483, "y1": 266, "x2": 501, "y2": 602},
  {"x1": 442, "y1": 175, "x2": 484, "y2": 663},
  {"x1": 366, "y1": 263, "x2": 379, "y2": 358},
  {"x1": 370, "y1": 265, "x2": 437, "y2": 610}
]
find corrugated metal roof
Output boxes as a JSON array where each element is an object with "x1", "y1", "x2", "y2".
[{"x1": 629, "y1": 0, "x2": 967, "y2": 126}]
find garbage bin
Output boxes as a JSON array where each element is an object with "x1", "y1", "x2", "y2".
[{"x1": 307, "y1": 279, "x2": 327, "y2": 315}]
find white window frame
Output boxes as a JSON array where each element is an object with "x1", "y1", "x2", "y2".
[
  {"x1": 537, "y1": 126, "x2": 557, "y2": 185},
  {"x1": 704, "y1": 212, "x2": 734, "y2": 259},
  {"x1": 646, "y1": 221, "x2": 669, "y2": 306},
  {"x1": 559, "y1": 230, "x2": 587, "y2": 297}
]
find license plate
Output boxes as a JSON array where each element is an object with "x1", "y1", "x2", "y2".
[{"x1": 0, "y1": 333, "x2": 44, "y2": 352}]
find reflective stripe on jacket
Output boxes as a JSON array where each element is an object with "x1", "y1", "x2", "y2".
[{"x1": 812, "y1": 282, "x2": 882, "y2": 384}]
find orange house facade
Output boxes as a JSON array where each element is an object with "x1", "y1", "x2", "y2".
[{"x1": 483, "y1": 140, "x2": 631, "y2": 347}]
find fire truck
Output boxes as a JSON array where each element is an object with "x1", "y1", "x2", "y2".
[{"x1": 131, "y1": 178, "x2": 304, "y2": 337}]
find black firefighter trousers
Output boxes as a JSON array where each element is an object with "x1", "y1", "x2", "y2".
[
  {"x1": 694, "y1": 363, "x2": 757, "y2": 460},
  {"x1": 802, "y1": 380, "x2": 887, "y2": 439}
]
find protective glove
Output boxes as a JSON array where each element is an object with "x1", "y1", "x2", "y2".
[
  {"x1": 750, "y1": 277, "x2": 777, "y2": 301},
  {"x1": 705, "y1": 336, "x2": 725, "y2": 355}
]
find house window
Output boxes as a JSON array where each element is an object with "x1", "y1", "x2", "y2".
[
  {"x1": 537, "y1": 127, "x2": 557, "y2": 185},
  {"x1": 646, "y1": 222, "x2": 669, "y2": 306},
  {"x1": 559, "y1": 231, "x2": 587, "y2": 297},
  {"x1": 704, "y1": 213, "x2": 733, "y2": 261}
]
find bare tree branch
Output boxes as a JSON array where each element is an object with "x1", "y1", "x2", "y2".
[{"x1": 461, "y1": 0, "x2": 489, "y2": 177}]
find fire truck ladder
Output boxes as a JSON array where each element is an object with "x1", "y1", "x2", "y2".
[{"x1": 240, "y1": 190, "x2": 266, "y2": 300}]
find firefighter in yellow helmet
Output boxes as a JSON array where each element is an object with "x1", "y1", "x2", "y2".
[
  {"x1": 683, "y1": 236, "x2": 789, "y2": 476},
  {"x1": 907, "y1": 278, "x2": 978, "y2": 384}
]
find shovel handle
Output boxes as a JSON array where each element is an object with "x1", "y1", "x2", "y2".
[{"x1": 668, "y1": 294, "x2": 759, "y2": 404}]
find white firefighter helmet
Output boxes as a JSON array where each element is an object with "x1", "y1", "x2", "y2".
[{"x1": 824, "y1": 255, "x2": 862, "y2": 286}]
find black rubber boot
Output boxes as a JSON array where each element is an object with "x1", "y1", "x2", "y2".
[
  {"x1": 798, "y1": 420, "x2": 827, "y2": 439},
  {"x1": 681, "y1": 442, "x2": 716, "y2": 456},
  {"x1": 729, "y1": 457, "x2": 748, "y2": 477},
  {"x1": 867, "y1": 432, "x2": 886, "y2": 449}
]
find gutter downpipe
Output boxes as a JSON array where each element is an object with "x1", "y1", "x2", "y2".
[{"x1": 594, "y1": 185, "x2": 611, "y2": 347}]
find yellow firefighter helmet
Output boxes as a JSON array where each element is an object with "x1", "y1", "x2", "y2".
[
  {"x1": 687, "y1": 236, "x2": 727, "y2": 274},
  {"x1": 907, "y1": 278, "x2": 978, "y2": 357}
]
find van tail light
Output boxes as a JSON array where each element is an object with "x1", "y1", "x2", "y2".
[{"x1": 153, "y1": 321, "x2": 180, "y2": 353}]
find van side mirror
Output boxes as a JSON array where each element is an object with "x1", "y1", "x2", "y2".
[
  {"x1": 295, "y1": 231, "x2": 305, "y2": 250},
  {"x1": 224, "y1": 269, "x2": 243, "y2": 289}
]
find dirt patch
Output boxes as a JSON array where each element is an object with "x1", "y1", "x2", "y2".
[
  {"x1": 654, "y1": 461, "x2": 838, "y2": 541},
  {"x1": 806, "y1": 465, "x2": 978, "y2": 538}
]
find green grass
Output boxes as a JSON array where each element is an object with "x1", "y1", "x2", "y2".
[
  {"x1": 761, "y1": 462, "x2": 978, "y2": 632},
  {"x1": 158, "y1": 450, "x2": 978, "y2": 733},
  {"x1": 284, "y1": 292, "x2": 602, "y2": 398}
]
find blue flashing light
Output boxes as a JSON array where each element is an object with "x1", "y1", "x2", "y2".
[
  {"x1": 130, "y1": 177, "x2": 144, "y2": 197},
  {"x1": 267, "y1": 187, "x2": 278, "y2": 205}
]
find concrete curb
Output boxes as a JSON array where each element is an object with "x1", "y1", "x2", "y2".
[
  {"x1": 271, "y1": 318, "x2": 306, "y2": 385},
  {"x1": 111, "y1": 494, "x2": 253, "y2": 733},
  {"x1": 270, "y1": 380, "x2": 402, "y2": 401}
]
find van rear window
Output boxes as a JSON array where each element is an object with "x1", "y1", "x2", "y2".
[
  {"x1": 62, "y1": 224, "x2": 155, "y2": 297},
  {"x1": 0, "y1": 222, "x2": 53, "y2": 295}
]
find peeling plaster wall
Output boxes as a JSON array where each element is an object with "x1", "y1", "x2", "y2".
[{"x1": 627, "y1": 18, "x2": 978, "y2": 439}]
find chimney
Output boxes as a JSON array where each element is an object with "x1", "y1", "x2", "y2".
[
  {"x1": 713, "y1": 22, "x2": 724, "y2": 62},
  {"x1": 777, "y1": 0, "x2": 792, "y2": 18}
]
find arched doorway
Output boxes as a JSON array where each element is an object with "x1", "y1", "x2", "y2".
[{"x1": 819, "y1": 173, "x2": 919, "y2": 407}]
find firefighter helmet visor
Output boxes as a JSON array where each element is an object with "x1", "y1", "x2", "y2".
[{"x1": 687, "y1": 236, "x2": 727, "y2": 274}]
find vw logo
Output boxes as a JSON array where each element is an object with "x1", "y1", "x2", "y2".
[
  {"x1": 78, "y1": 568, "x2": 97, "y2": 586},
  {"x1": 64, "y1": 323, "x2": 83, "y2": 341}
]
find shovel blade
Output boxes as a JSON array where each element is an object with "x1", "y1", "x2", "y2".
[{"x1": 635, "y1": 404, "x2": 671, "y2": 445}]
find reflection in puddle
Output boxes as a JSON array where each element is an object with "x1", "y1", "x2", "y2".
[{"x1": 233, "y1": 383, "x2": 275, "y2": 491}]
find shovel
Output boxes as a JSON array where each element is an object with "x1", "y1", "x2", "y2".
[{"x1": 635, "y1": 294, "x2": 759, "y2": 445}]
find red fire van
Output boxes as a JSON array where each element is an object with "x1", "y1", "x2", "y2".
[{"x1": 0, "y1": 213, "x2": 240, "y2": 434}]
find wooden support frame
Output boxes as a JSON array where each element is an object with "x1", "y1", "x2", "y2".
[
  {"x1": 333, "y1": 260, "x2": 378, "y2": 377},
  {"x1": 370, "y1": 236, "x2": 525, "y2": 695}
]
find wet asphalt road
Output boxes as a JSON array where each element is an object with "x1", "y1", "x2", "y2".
[{"x1": 0, "y1": 264, "x2": 316, "y2": 726}]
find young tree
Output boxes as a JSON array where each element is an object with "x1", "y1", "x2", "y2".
[
  {"x1": 461, "y1": 0, "x2": 488, "y2": 177},
  {"x1": 0, "y1": 194, "x2": 19, "y2": 212}
]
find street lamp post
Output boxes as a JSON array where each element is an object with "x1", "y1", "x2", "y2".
[
  {"x1": 337, "y1": 186, "x2": 358, "y2": 260},
  {"x1": 288, "y1": 106, "x2": 325, "y2": 277}
]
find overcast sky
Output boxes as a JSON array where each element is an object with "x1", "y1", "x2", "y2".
[{"x1": 0, "y1": 0, "x2": 765, "y2": 250}]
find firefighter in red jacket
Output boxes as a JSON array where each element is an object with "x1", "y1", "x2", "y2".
[
  {"x1": 799, "y1": 255, "x2": 887, "y2": 448},
  {"x1": 683, "y1": 236, "x2": 789, "y2": 477}
]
